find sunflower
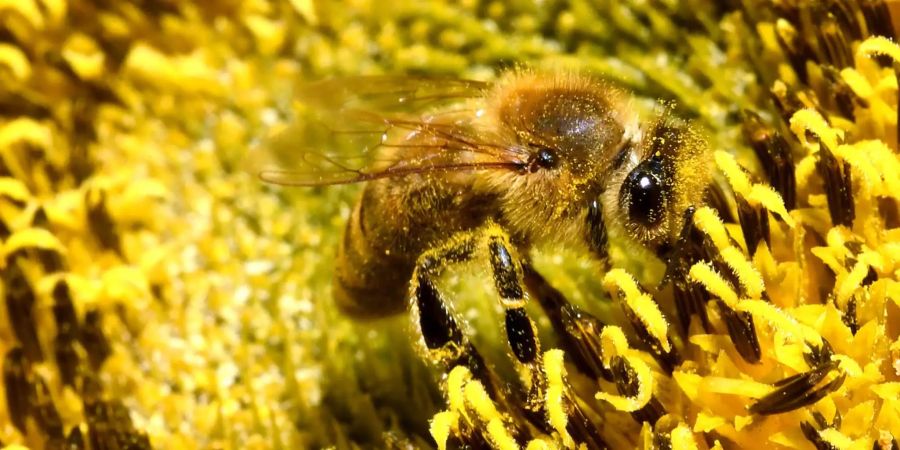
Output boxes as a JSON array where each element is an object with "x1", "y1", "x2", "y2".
[{"x1": 0, "y1": 1, "x2": 898, "y2": 449}]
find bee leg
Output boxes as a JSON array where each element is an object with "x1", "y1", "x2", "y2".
[
  {"x1": 483, "y1": 228, "x2": 539, "y2": 367},
  {"x1": 484, "y1": 226, "x2": 612, "y2": 448},
  {"x1": 482, "y1": 228, "x2": 572, "y2": 441},
  {"x1": 414, "y1": 228, "x2": 609, "y2": 448},
  {"x1": 410, "y1": 225, "x2": 549, "y2": 375},
  {"x1": 409, "y1": 234, "x2": 496, "y2": 390}
]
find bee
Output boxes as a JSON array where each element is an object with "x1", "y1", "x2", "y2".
[
  {"x1": 251, "y1": 72, "x2": 708, "y2": 404},
  {"x1": 250, "y1": 71, "x2": 711, "y2": 444},
  {"x1": 251, "y1": 70, "x2": 711, "y2": 319}
]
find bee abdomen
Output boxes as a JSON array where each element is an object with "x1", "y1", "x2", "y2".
[{"x1": 332, "y1": 196, "x2": 415, "y2": 319}]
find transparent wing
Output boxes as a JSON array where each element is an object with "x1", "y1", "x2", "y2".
[
  {"x1": 245, "y1": 75, "x2": 529, "y2": 187},
  {"x1": 297, "y1": 75, "x2": 491, "y2": 113}
]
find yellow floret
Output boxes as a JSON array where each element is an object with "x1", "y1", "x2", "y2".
[
  {"x1": 603, "y1": 269, "x2": 671, "y2": 352},
  {"x1": 714, "y1": 151, "x2": 752, "y2": 197},
  {"x1": 602, "y1": 268, "x2": 643, "y2": 300},
  {"x1": 692, "y1": 206, "x2": 731, "y2": 251},
  {"x1": 430, "y1": 411, "x2": 460, "y2": 450},
  {"x1": 747, "y1": 185, "x2": 795, "y2": 227},
  {"x1": 670, "y1": 423, "x2": 698, "y2": 450},
  {"x1": 689, "y1": 262, "x2": 739, "y2": 307},
  {"x1": 736, "y1": 299, "x2": 823, "y2": 347},
  {"x1": 790, "y1": 108, "x2": 842, "y2": 151},
  {"x1": 818, "y1": 428, "x2": 853, "y2": 449},
  {"x1": 525, "y1": 439, "x2": 556, "y2": 450},
  {"x1": 486, "y1": 417, "x2": 519, "y2": 450},
  {"x1": 0, "y1": 43, "x2": 31, "y2": 81},
  {"x1": 599, "y1": 325, "x2": 630, "y2": 362},
  {"x1": 0, "y1": 0, "x2": 45, "y2": 29},
  {"x1": 715, "y1": 152, "x2": 795, "y2": 228},
  {"x1": 720, "y1": 246, "x2": 765, "y2": 299},
  {"x1": 693, "y1": 410, "x2": 726, "y2": 433},
  {"x1": 837, "y1": 260, "x2": 871, "y2": 305},
  {"x1": 0, "y1": 177, "x2": 31, "y2": 203},
  {"x1": 0, "y1": 118, "x2": 53, "y2": 152},
  {"x1": 447, "y1": 365, "x2": 472, "y2": 413},
  {"x1": 594, "y1": 355, "x2": 654, "y2": 412},
  {"x1": 857, "y1": 36, "x2": 900, "y2": 63},
  {"x1": 62, "y1": 33, "x2": 106, "y2": 80},
  {"x1": 464, "y1": 379, "x2": 502, "y2": 422},
  {"x1": 244, "y1": 15, "x2": 287, "y2": 56},
  {"x1": 632, "y1": 293, "x2": 671, "y2": 352},
  {"x1": 4, "y1": 227, "x2": 67, "y2": 257},
  {"x1": 543, "y1": 349, "x2": 574, "y2": 448},
  {"x1": 596, "y1": 327, "x2": 654, "y2": 412},
  {"x1": 840, "y1": 68, "x2": 874, "y2": 100}
]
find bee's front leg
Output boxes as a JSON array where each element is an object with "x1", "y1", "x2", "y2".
[
  {"x1": 483, "y1": 225, "x2": 541, "y2": 367},
  {"x1": 484, "y1": 224, "x2": 613, "y2": 446},
  {"x1": 520, "y1": 264, "x2": 612, "y2": 448}
]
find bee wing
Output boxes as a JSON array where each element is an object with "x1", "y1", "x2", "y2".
[
  {"x1": 297, "y1": 75, "x2": 491, "y2": 113},
  {"x1": 246, "y1": 75, "x2": 528, "y2": 187}
]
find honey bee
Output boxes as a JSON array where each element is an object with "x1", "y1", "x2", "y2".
[
  {"x1": 254, "y1": 73, "x2": 711, "y2": 408},
  {"x1": 251, "y1": 70, "x2": 711, "y2": 322},
  {"x1": 251, "y1": 71, "x2": 712, "y2": 443}
]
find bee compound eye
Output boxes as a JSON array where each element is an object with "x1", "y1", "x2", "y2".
[{"x1": 623, "y1": 166, "x2": 666, "y2": 227}]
